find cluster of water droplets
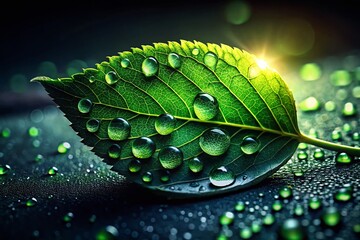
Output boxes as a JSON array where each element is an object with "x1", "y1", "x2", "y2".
[{"x1": 75, "y1": 48, "x2": 264, "y2": 188}]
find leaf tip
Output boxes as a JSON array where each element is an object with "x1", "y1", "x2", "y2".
[{"x1": 30, "y1": 76, "x2": 54, "y2": 83}]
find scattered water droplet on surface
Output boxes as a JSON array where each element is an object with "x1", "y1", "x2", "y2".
[
  {"x1": 25, "y1": 198, "x2": 38, "y2": 207},
  {"x1": 121, "y1": 58, "x2": 130, "y2": 68},
  {"x1": 299, "y1": 96, "x2": 320, "y2": 112},
  {"x1": 331, "y1": 130, "x2": 342, "y2": 141},
  {"x1": 279, "y1": 218, "x2": 305, "y2": 240},
  {"x1": 193, "y1": 93, "x2": 219, "y2": 120},
  {"x1": 279, "y1": 186, "x2": 293, "y2": 199},
  {"x1": 209, "y1": 166, "x2": 235, "y2": 187},
  {"x1": 96, "y1": 225, "x2": 119, "y2": 240},
  {"x1": 262, "y1": 214, "x2": 275, "y2": 226},
  {"x1": 330, "y1": 70, "x2": 352, "y2": 86},
  {"x1": 158, "y1": 146, "x2": 183, "y2": 169},
  {"x1": 107, "y1": 118, "x2": 131, "y2": 141},
  {"x1": 142, "y1": 57, "x2": 159, "y2": 77},
  {"x1": 204, "y1": 52, "x2": 218, "y2": 68},
  {"x1": 34, "y1": 154, "x2": 44, "y2": 163},
  {"x1": 77, "y1": 98, "x2": 92, "y2": 114},
  {"x1": 1, "y1": 128, "x2": 11, "y2": 138},
  {"x1": 272, "y1": 200, "x2": 283, "y2": 211},
  {"x1": 199, "y1": 128, "x2": 230, "y2": 156},
  {"x1": 48, "y1": 167, "x2": 58, "y2": 176},
  {"x1": 0, "y1": 164, "x2": 11, "y2": 175},
  {"x1": 132, "y1": 137, "x2": 155, "y2": 159},
  {"x1": 336, "y1": 152, "x2": 352, "y2": 164},
  {"x1": 294, "y1": 204, "x2": 304, "y2": 216},
  {"x1": 58, "y1": 142, "x2": 71, "y2": 154},
  {"x1": 342, "y1": 102, "x2": 357, "y2": 117},
  {"x1": 308, "y1": 197, "x2": 321, "y2": 210},
  {"x1": 235, "y1": 201, "x2": 245, "y2": 212},
  {"x1": 86, "y1": 119, "x2": 100, "y2": 133},
  {"x1": 321, "y1": 207, "x2": 341, "y2": 227},
  {"x1": 28, "y1": 127, "x2": 39, "y2": 137},
  {"x1": 188, "y1": 157, "x2": 204, "y2": 173},
  {"x1": 324, "y1": 101, "x2": 336, "y2": 112},
  {"x1": 313, "y1": 148, "x2": 325, "y2": 160},
  {"x1": 300, "y1": 63, "x2": 322, "y2": 81},
  {"x1": 128, "y1": 159, "x2": 141, "y2": 173},
  {"x1": 105, "y1": 71, "x2": 119, "y2": 85},
  {"x1": 63, "y1": 212, "x2": 74, "y2": 222},
  {"x1": 219, "y1": 211, "x2": 235, "y2": 226},
  {"x1": 108, "y1": 144, "x2": 121, "y2": 159},
  {"x1": 155, "y1": 113, "x2": 176, "y2": 135},
  {"x1": 334, "y1": 188, "x2": 352, "y2": 202},
  {"x1": 240, "y1": 136, "x2": 260, "y2": 155},
  {"x1": 239, "y1": 227, "x2": 252, "y2": 239},
  {"x1": 168, "y1": 53, "x2": 181, "y2": 69},
  {"x1": 297, "y1": 151, "x2": 308, "y2": 161}
]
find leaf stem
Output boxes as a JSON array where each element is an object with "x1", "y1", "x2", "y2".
[{"x1": 299, "y1": 133, "x2": 360, "y2": 156}]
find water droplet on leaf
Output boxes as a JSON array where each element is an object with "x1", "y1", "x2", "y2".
[
  {"x1": 77, "y1": 98, "x2": 92, "y2": 114},
  {"x1": 120, "y1": 58, "x2": 130, "y2": 68},
  {"x1": 0, "y1": 164, "x2": 11, "y2": 175},
  {"x1": 48, "y1": 166, "x2": 58, "y2": 176},
  {"x1": 158, "y1": 146, "x2": 183, "y2": 169},
  {"x1": 168, "y1": 53, "x2": 181, "y2": 69},
  {"x1": 28, "y1": 127, "x2": 39, "y2": 137},
  {"x1": 200, "y1": 128, "x2": 230, "y2": 156},
  {"x1": 128, "y1": 159, "x2": 141, "y2": 173},
  {"x1": 86, "y1": 119, "x2": 100, "y2": 133},
  {"x1": 336, "y1": 152, "x2": 352, "y2": 164},
  {"x1": 321, "y1": 207, "x2": 341, "y2": 227},
  {"x1": 209, "y1": 166, "x2": 235, "y2": 187},
  {"x1": 107, "y1": 118, "x2": 131, "y2": 141},
  {"x1": 142, "y1": 171, "x2": 153, "y2": 183},
  {"x1": 279, "y1": 218, "x2": 305, "y2": 240},
  {"x1": 108, "y1": 144, "x2": 121, "y2": 159},
  {"x1": 204, "y1": 52, "x2": 218, "y2": 68},
  {"x1": 240, "y1": 136, "x2": 260, "y2": 155},
  {"x1": 58, "y1": 142, "x2": 71, "y2": 154},
  {"x1": 342, "y1": 102, "x2": 357, "y2": 117},
  {"x1": 155, "y1": 113, "x2": 176, "y2": 135},
  {"x1": 193, "y1": 93, "x2": 219, "y2": 120},
  {"x1": 26, "y1": 197, "x2": 38, "y2": 207},
  {"x1": 188, "y1": 157, "x2": 204, "y2": 173},
  {"x1": 132, "y1": 137, "x2": 155, "y2": 159},
  {"x1": 219, "y1": 211, "x2": 235, "y2": 226},
  {"x1": 105, "y1": 71, "x2": 119, "y2": 85},
  {"x1": 142, "y1": 57, "x2": 159, "y2": 77},
  {"x1": 192, "y1": 48, "x2": 199, "y2": 56}
]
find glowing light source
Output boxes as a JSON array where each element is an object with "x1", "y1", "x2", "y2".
[{"x1": 256, "y1": 59, "x2": 268, "y2": 70}]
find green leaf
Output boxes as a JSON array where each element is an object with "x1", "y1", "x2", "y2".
[{"x1": 31, "y1": 40, "x2": 360, "y2": 198}]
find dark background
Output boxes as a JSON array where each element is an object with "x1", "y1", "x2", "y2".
[{"x1": 1, "y1": 0, "x2": 359, "y2": 90}]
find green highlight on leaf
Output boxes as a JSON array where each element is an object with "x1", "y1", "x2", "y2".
[{"x1": 31, "y1": 40, "x2": 360, "y2": 198}]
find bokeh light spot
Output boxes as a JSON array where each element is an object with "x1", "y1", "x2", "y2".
[
  {"x1": 225, "y1": 0, "x2": 251, "y2": 25},
  {"x1": 300, "y1": 63, "x2": 322, "y2": 81}
]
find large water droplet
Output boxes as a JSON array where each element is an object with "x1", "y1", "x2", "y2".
[
  {"x1": 142, "y1": 57, "x2": 159, "y2": 77},
  {"x1": 77, "y1": 98, "x2": 92, "y2": 114},
  {"x1": 105, "y1": 71, "x2": 119, "y2": 85},
  {"x1": 188, "y1": 157, "x2": 204, "y2": 173},
  {"x1": 155, "y1": 113, "x2": 176, "y2": 135},
  {"x1": 158, "y1": 146, "x2": 183, "y2": 169},
  {"x1": 132, "y1": 137, "x2": 155, "y2": 159},
  {"x1": 193, "y1": 93, "x2": 219, "y2": 120},
  {"x1": 204, "y1": 52, "x2": 218, "y2": 68},
  {"x1": 86, "y1": 119, "x2": 100, "y2": 133},
  {"x1": 209, "y1": 166, "x2": 235, "y2": 187},
  {"x1": 108, "y1": 144, "x2": 121, "y2": 159},
  {"x1": 168, "y1": 53, "x2": 181, "y2": 69},
  {"x1": 240, "y1": 136, "x2": 260, "y2": 155},
  {"x1": 107, "y1": 118, "x2": 131, "y2": 141},
  {"x1": 200, "y1": 128, "x2": 230, "y2": 156}
]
